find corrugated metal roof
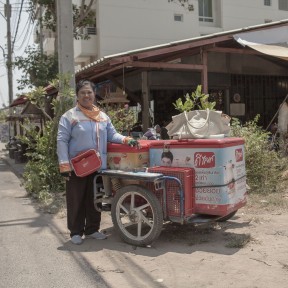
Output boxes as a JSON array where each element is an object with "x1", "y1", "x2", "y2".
[{"x1": 75, "y1": 19, "x2": 288, "y2": 75}]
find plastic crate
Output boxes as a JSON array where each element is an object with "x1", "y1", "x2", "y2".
[{"x1": 147, "y1": 166, "x2": 195, "y2": 218}]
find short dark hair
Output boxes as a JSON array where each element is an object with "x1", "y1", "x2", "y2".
[
  {"x1": 76, "y1": 79, "x2": 96, "y2": 94},
  {"x1": 161, "y1": 151, "x2": 173, "y2": 162}
]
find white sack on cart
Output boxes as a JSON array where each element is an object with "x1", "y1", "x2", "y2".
[{"x1": 166, "y1": 109, "x2": 231, "y2": 139}]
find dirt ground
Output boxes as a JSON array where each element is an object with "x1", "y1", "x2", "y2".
[{"x1": 47, "y1": 191, "x2": 288, "y2": 288}]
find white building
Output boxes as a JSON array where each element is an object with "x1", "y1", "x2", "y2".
[{"x1": 35, "y1": 0, "x2": 288, "y2": 69}]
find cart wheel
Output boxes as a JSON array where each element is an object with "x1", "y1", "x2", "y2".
[
  {"x1": 217, "y1": 210, "x2": 238, "y2": 222},
  {"x1": 111, "y1": 185, "x2": 163, "y2": 246}
]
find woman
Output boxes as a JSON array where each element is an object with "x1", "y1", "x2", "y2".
[{"x1": 57, "y1": 80, "x2": 137, "y2": 245}]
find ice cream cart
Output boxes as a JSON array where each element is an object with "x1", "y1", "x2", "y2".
[{"x1": 94, "y1": 138, "x2": 247, "y2": 246}]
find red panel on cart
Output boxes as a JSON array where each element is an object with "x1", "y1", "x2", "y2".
[
  {"x1": 147, "y1": 166, "x2": 195, "y2": 218},
  {"x1": 107, "y1": 140, "x2": 151, "y2": 152},
  {"x1": 107, "y1": 140, "x2": 150, "y2": 170},
  {"x1": 148, "y1": 138, "x2": 245, "y2": 149}
]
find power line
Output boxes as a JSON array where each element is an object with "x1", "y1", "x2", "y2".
[
  {"x1": 0, "y1": 10, "x2": 5, "y2": 19},
  {"x1": 11, "y1": 0, "x2": 25, "y2": 53},
  {"x1": 0, "y1": 7, "x2": 30, "y2": 10},
  {"x1": 13, "y1": 8, "x2": 32, "y2": 46},
  {"x1": 14, "y1": 18, "x2": 31, "y2": 47},
  {"x1": 11, "y1": 3, "x2": 21, "y2": 36},
  {"x1": 15, "y1": 17, "x2": 34, "y2": 53},
  {"x1": 25, "y1": 19, "x2": 34, "y2": 47}
]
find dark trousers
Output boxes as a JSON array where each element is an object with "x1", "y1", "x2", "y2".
[{"x1": 66, "y1": 171, "x2": 101, "y2": 237}]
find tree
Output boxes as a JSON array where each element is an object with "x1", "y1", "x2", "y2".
[
  {"x1": 29, "y1": 0, "x2": 96, "y2": 40},
  {"x1": 0, "y1": 108, "x2": 8, "y2": 122},
  {"x1": 168, "y1": 0, "x2": 194, "y2": 11},
  {"x1": 14, "y1": 0, "x2": 96, "y2": 91},
  {"x1": 14, "y1": 46, "x2": 58, "y2": 90}
]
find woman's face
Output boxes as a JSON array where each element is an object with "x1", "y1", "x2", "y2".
[{"x1": 77, "y1": 84, "x2": 95, "y2": 109}]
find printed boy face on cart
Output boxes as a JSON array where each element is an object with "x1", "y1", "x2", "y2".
[{"x1": 161, "y1": 151, "x2": 173, "y2": 166}]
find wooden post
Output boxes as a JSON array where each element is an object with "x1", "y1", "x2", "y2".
[
  {"x1": 201, "y1": 49, "x2": 208, "y2": 94},
  {"x1": 141, "y1": 71, "x2": 150, "y2": 131},
  {"x1": 225, "y1": 88, "x2": 230, "y2": 115}
]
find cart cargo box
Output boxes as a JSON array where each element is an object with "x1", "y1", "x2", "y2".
[
  {"x1": 149, "y1": 138, "x2": 247, "y2": 216},
  {"x1": 107, "y1": 140, "x2": 149, "y2": 171}
]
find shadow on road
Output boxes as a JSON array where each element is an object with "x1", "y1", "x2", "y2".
[{"x1": 56, "y1": 213, "x2": 252, "y2": 258}]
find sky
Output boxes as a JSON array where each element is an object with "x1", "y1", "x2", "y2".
[{"x1": 0, "y1": 0, "x2": 35, "y2": 108}]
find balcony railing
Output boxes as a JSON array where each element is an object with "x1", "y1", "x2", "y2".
[
  {"x1": 85, "y1": 27, "x2": 96, "y2": 35},
  {"x1": 199, "y1": 16, "x2": 214, "y2": 23},
  {"x1": 76, "y1": 26, "x2": 97, "y2": 36}
]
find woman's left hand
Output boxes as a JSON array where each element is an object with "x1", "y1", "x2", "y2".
[{"x1": 124, "y1": 137, "x2": 138, "y2": 147}]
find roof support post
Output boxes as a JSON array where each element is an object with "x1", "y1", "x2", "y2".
[
  {"x1": 141, "y1": 71, "x2": 150, "y2": 131},
  {"x1": 201, "y1": 49, "x2": 208, "y2": 94}
]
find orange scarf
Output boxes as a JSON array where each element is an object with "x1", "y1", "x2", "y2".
[{"x1": 77, "y1": 103, "x2": 101, "y2": 122}]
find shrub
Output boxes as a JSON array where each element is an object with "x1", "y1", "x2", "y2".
[
  {"x1": 230, "y1": 116, "x2": 288, "y2": 194},
  {"x1": 173, "y1": 85, "x2": 216, "y2": 112},
  {"x1": 102, "y1": 104, "x2": 136, "y2": 133},
  {"x1": 21, "y1": 76, "x2": 135, "y2": 201},
  {"x1": 21, "y1": 75, "x2": 75, "y2": 199},
  {"x1": 22, "y1": 121, "x2": 65, "y2": 198}
]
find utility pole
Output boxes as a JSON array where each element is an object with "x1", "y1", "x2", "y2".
[
  {"x1": 39, "y1": 4, "x2": 43, "y2": 56},
  {"x1": 5, "y1": 0, "x2": 13, "y2": 108},
  {"x1": 5, "y1": 0, "x2": 13, "y2": 139},
  {"x1": 56, "y1": 0, "x2": 75, "y2": 95}
]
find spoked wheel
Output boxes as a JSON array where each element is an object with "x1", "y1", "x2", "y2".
[
  {"x1": 217, "y1": 210, "x2": 238, "y2": 222},
  {"x1": 111, "y1": 185, "x2": 163, "y2": 246}
]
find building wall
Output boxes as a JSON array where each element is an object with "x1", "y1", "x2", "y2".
[
  {"x1": 39, "y1": 0, "x2": 288, "y2": 66},
  {"x1": 97, "y1": 0, "x2": 199, "y2": 57},
  {"x1": 221, "y1": 0, "x2": 288, "y2": 30},
  {"x1": 95, "y1": 0, "x2": 288, "y2": 57}
]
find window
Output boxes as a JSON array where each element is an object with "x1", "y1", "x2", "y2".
[
  {"x1": 264, "y1": 0, "x2": 271, "y2": 6},
  {"x1": 198, "y1": 0, "x2": 213, "y2": 22},
  {"x1": 279, "y1": 0, "x2": 288, "y2": 10},
  {"x1": 174, "y1": 14, "x2": 183, "y2": 22}
]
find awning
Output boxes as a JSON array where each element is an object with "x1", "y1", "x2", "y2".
[
  {"x1": 234, "y1": 26, "x2": 288, "y2": 60},
  {"x1": 10, "y1": 95, "x2": 28, "y2": 107}
]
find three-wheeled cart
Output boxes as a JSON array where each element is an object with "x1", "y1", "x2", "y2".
[{"x1": 94, "y1": 138, "x2": 247, "y2": 246}]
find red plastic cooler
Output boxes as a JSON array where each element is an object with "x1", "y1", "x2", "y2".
[
  {"x1": 149, "y1": 138, "x2": 247, "y2": 216},
  {"x1": 107, "y1": 140, "x2": 150, "y2": 171}
]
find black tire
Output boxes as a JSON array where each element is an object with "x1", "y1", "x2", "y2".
[
  {"x1": 217, "y1": 210, "x2": 238, "y2": 222},
  {"x1": 111, "y1": 185, "x2": 163, "y2": 246}
]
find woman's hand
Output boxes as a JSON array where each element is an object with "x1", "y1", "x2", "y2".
[
  {"x1": 123, "y1": 137, "x2": 139, "y2": 147},
  {"x1": 127, "y1": 138, "x2": 139, "y2": 147},
  {"x1": 60, "y1": 171, "x2": 72, "y2": 181}
]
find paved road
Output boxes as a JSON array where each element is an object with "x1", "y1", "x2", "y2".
[
  {"x1": 0, "y1": 157, "x2": 109, "y2": 288},
  {"x1": 0, "y1": 145, "x2": 167, "y2": 288}
]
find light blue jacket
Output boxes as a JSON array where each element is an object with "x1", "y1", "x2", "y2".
[{"x1": 57, "y1": 106, "x2": 125, "y2": 171}]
